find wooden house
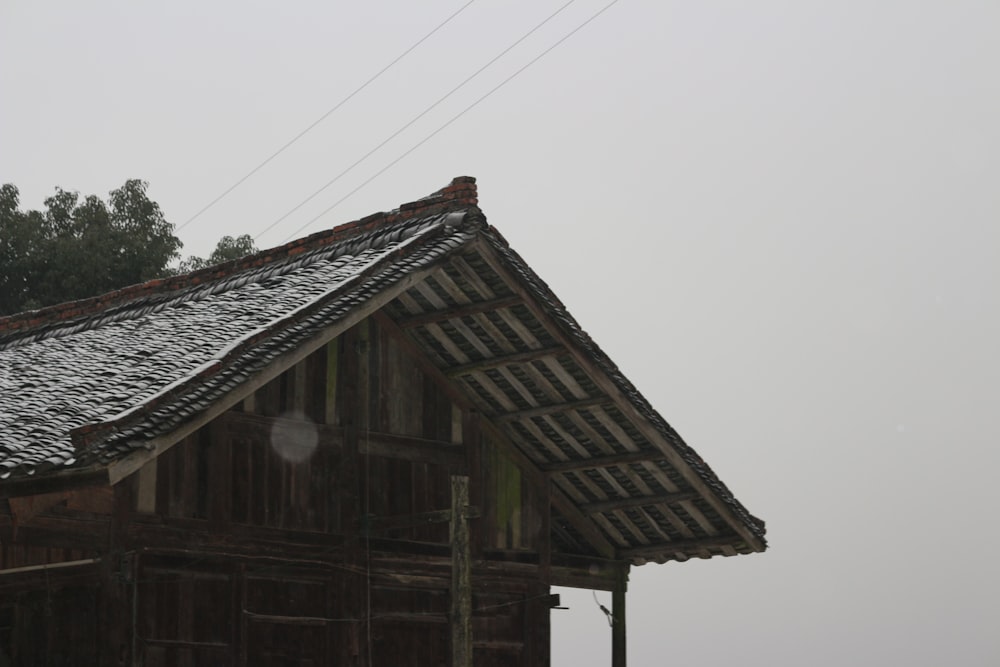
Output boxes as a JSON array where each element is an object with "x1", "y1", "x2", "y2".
[{"x1": 0, "y1": 177, "x2": 765, "y2": 666}]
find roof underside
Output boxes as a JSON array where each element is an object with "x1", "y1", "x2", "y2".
[
  {"x1": 380, "y1": 240, "x2": 765, "y2": 564},
  {"x1": 0, "y1": 180, "x2": 765, "y2": 565}
]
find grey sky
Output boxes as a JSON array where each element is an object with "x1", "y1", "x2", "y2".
[{"x1": 2, "y1": 1, "x2": 998, "y2": 664}]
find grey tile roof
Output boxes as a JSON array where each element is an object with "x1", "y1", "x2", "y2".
[{"x1": 0, "y1": 207, "x2": 472, "y2": 478}]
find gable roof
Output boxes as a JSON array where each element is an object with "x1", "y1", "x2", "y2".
[{"x1": 0, "y1": 177, "x2": 765, "y2": 564}]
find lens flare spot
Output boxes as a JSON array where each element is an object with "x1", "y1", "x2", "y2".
[{"x1": 270, "y1": 411, "x2": 318, "y2": 463}]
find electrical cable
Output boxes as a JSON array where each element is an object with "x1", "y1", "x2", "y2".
[
  {"x1": 254, "y1": 0, "x2": 578, "y2": 243},
  {"x1": 176, "y1": 0, "x2": 478, "y2": 232},
  {"x1": 277, "y1": 0, "x2": 622, "y2": 244},
  {"x1": 593, "y1": 590, "x2": 614, "y2": 627}
]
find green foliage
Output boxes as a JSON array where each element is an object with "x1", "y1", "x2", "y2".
[
  {"x1": 0, "y1": 180, "x2": 182, "y2": 316},
  {"x1": 177, "y1": 234, "x2": 257, "y2": 273}
]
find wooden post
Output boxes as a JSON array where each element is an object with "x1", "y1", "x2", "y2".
[
  {"x1": 339, "y1": 326, "x2": 365, "y2": 666},
  {"x1": 450, "y1": 475, "x2": 472, "y2": 667},
  {"x1": 539, "y1": 477, "x2": 552, "y2": 584},
  {"x1": 612, "y1": 563, "x2": 628, "y2": 667}
]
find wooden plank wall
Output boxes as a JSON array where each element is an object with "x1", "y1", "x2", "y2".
[
  {"x1": 140, "y1": 317, "x2": 541, "y2": 554},
  {"x1": 1, "y1": 317, "x2": 559, "y2": 666}
]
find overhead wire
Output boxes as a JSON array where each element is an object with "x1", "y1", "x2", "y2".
[
  {"x1": 254, "y1": 0, "x2": 579, "y2": 243},
  {"x1": 277, "y1": 0, "x2": 623, "y2": 244},
  {"x1": 176, "y1": 0, "x2": 478, "y2": 232}
]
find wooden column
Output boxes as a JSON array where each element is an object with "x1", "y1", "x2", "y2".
[
  {"x1": 450, "y1": 475, "x2": 472, "y2": 667},
  {"x1": 539, "y1": 478, "x2": 552, "y2": 584},
  {"x1": 339, "y1": 326, "x2": 365, "y2": 666},
  {"x1": 612, "y1": 564, "x2": 629, "y2": 667},
  {"x1": 462, "y1": 410, "x2": 484, "y2": 558},
  {"x1": 101, "y1": 481, "x2": 133, "y2": 666}
]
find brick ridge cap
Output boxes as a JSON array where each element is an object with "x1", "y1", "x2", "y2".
[{"x1": 0, "y1": 176, "x2": 478, "y2": 337}]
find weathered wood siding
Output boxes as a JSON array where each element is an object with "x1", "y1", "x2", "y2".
[{"x1": 0, "y1": 318, "x2": 561, "y2": 666}]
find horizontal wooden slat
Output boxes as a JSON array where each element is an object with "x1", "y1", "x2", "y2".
[
  {"x1": 0, "y1": 557, "x2": 101, "y2": 577},
  {"x1": 141, "y1": 638, "x2": 233, "y2": 648},
  {"x1": 579, "y1": 491, "x2": 697, "y2": 515},
  {"x1": 364, "y1": 507, "x2": 481, "y2": 534},
  {"x1": 361, "y1": 432, "x2": 466, "y2": 468},
  {"x1": 243, "y1": 612, "x2": 330, "y2": 627},
  {"x1": 219, "y1": 412, "x2": 466, "y2": 467},
  {"x1": 445, "y1": 346, "x2": 567, "y2": 377},
  {"x1": 473, "y1": 640, "x2": 524, "y2": 651},
  {"x1": 540, "y1": 450, "x2": 666, "y2": 473},
  {"x1": 495, "y1": 396, "x2": 609, "y2": 422},
  {"x1": 374, "y1": 611, "x2": 447, "y2": 624},
  {"x1": 397, "y1": 295, "x2": 523, "y2": 328}
]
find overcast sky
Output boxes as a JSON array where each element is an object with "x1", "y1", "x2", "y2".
[{"x1": 2, "y1": 1, "x2": 998, "y2": 665}]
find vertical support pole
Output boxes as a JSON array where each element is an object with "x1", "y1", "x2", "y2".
[
  {"x1": 462, "y1": 410, "x2": 484, "y2": 558},
  {"x1": 450, "y1": 475, "x2": 472, "y2": 667},
  {"x1": 539, "y1": 476, "x2": 552, "y2": 584},
  {"x1": 102, "y1": 481, "x2": 133, "y2": 666},
  {"x1": 612, "y1": 563, "x2": 628, "y2": 667},
  {"x1": 339, "y1": 325, "x2": 365, "y2": 666}
]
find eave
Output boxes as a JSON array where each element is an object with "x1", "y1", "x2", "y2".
[{"x1": 375, "y1": 232, "x2": 766, "y2": 564}]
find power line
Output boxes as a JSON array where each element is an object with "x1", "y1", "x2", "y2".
[
  {"x1": 254, "y1": 0, "x2": 578, "y2": 243},
  {"x1": 278, "y1": 0, "x2": 623, "y2": 244},
  {"x1": 176, "y1": 0, "x2": 478, "y2": 232}
]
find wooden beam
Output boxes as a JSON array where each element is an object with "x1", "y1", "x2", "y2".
[
  {"x1": 0, "y1": 557, "x2": 101, "y2": 577},
  {"x1": 218, "y1": 411, "x2": 467, "y2": 467},
  {"x1": 495, "y1": 396, "x2": 609, "y2": 422},
  {"x1": 470, "y1": 239, "x2": 767, "y2": 553},
  {"x1": 580, "y1": 491, "x2": 697, "y2": 515},
  {"x1": 397, "y1": 295, "x2": 522, "y2": 328},
  {"x1": 539, "y1": 450, "x2": 665, "y2": 474},
  {"x1": 361, "y1": 432, "x2": 466, "y2": 469},
  {"x1": 445, "y1": 346, "x2": 567, "y2": 377},
  {"x1": 364, "y1": 506, "x2": 480, "y2": 534},
  {"x1": 373, "y1": 311, "x2": 618, "y2": 560},
  {"x1": 0, "y1": 466, "x2": 109, "y2": 499},
  {"x1": 612, "y1": 564, "x2": 628, "y2": 667},
  {"x1": 0, "y1": 558, "x2": 102, "y2": 595}
]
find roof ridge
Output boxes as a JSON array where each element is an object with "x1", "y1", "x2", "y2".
[{"x1": 0, "y1": 176, "x2": 478, "y2": 341}]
